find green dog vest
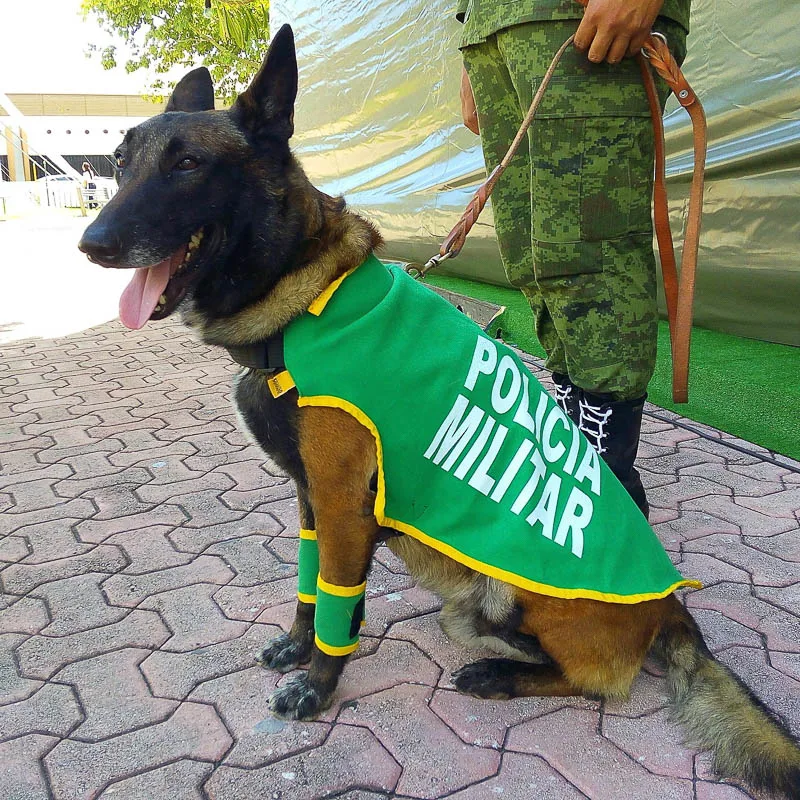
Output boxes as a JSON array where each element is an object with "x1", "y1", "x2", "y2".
[{"x1": 279, "y1": 255, "x2": 699, "y2": 643}]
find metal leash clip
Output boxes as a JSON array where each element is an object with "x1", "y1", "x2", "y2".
[
  {"x1": 405, "y1": 250, "x2": 453, "y2": 281},
  {"x1": 641, "y1": 30, "x2": 668, "y2": 58}
]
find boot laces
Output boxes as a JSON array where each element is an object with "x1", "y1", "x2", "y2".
[
  {"x1": 578, "y1": 397, "x2": 612, "y2": 455},
  {"x1": 553, "y1": 382, "x2": 573, "y2": 414}
]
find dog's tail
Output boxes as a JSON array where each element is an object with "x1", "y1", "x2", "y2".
[{"x1": 653, "y1": 595, "x2": 800, "y2": 798}]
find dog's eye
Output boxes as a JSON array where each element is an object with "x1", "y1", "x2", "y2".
[
  {"x1": 114, "y1": 152, "x2": 126, "y2": 169},
  {"x1": 176, "y1": 157, "x2": 199, "y2": 171}
]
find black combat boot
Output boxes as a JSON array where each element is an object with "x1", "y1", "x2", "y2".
[{"x1": 575, "y1": 391, "x2": 650, "y2": 520}]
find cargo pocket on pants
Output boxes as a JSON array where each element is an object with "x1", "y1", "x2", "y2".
[{"x1": 532, "y1": 238, "x2": 625, "y2": 379}]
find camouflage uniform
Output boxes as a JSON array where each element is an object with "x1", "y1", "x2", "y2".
[{"x1": 458, "y1": 4, "x2": 689, "y2": 401}]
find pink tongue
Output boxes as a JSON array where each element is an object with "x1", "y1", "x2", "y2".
[{"x1": 118, "y1": 246, "x2": 187, "y2": 330}]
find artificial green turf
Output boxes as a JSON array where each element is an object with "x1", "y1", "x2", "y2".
[{"x1": 426, "y1": 274, "x2": 800, "y2": 461}]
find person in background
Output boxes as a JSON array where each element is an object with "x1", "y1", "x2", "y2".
[
  {"x1": 457, "y1": 0, "x2": 690, "y2": 519},
  {"x1": 81, "y1": 161, "x2": 98, "y2": 210}
]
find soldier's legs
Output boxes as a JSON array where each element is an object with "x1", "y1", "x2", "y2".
[{"x1": 464, "y1": 20, "x2": 687, "y2": 516}]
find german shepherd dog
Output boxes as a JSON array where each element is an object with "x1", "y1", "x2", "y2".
[{"x1": 79, "y1": 25, "x2": 799, "y2": 798}]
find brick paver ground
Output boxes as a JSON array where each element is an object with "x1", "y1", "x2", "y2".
[{"x1": 1, "y1": 317, "x2": 798, "y2": 800}]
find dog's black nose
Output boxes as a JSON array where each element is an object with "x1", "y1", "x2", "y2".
[{"x1": 78, "y1": 224, "x2": 123, "y2": 264}]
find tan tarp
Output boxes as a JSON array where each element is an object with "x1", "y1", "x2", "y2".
[{"x1": 271, "y1": 0, "x2": 800, "y2": 346}]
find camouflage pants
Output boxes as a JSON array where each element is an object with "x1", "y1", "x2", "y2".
[{"x1": 462, "y1": 19, "x2": 686, "y2": 400}]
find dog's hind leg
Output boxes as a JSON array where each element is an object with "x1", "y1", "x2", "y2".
[
  {"x1": 268, "y1": 406, "x2": 380, "y2": 720},
  {"x1": 453, "y1": 590, "x2": 666, "y2": 703},
  {"x1": 256, "y1": 489, "x2": 317, "y2": 672},
  {"x1": 453, "y1": 658, "x2": 578, "y2": 699}
]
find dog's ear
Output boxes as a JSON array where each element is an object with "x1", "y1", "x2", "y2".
[
  {"x1": 232, "y1": 24, "x2": 297, "y2": 141},
  {"x1": 165, "y1": 67, "x2": 215, "y2": 113}
]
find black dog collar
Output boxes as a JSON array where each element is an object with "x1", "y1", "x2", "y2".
[{"x1": 225, "y1": 334, "x2": 285, "y2": 372}]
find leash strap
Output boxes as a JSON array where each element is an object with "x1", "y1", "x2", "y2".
[
  {"x1": 416, "y1": 27, "x2": 706, "y2": 403},
  {"x1": 423, "y1": 34, "x2": 577, "y2": 270},
  {"x1": 638, "y1": 35, "x2": 707, "y2": 403}
]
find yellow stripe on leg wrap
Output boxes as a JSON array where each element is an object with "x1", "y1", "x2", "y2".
[
  {"x1": 314, "y1": 635, "x2": 360, "y2": 657},
  {"x1": 317, "y1": 576, "x2": 367, "y2": 597}
]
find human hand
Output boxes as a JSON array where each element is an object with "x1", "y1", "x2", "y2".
[
  {"x1": 574, "y1": 0, "x2": 664, "y2": 64},
  {"x1": 460, "y1": 65, "x2": 480, "y2": 134}
]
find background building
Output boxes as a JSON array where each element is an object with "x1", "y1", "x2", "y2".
[{"x1": 1, "y1": 93, "x2": 155, "y2": 181}]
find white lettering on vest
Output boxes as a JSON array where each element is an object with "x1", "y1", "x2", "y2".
[
  {"x1": 542, "y1": 405, "x2": 570, "y2": 464},
  {"x1": 465, "y1": 337, "x2": 497, "y2": 391},
  {"x1": 490, "y1": 438, "x2": 533, "y2": 503},
  {"x1": 510, "y1": 447, "x2": 547, "y2": 515},
  {"x1": 512, "y1": 374, "x2": 537, "y2": 435},
  {"x1": 534, "y1": 390, "x2": 548, "y2": 441},
  {"x1": 455, "y1": 416, "x2": 496, "y2": 480},
  {"x1": 423, "y1": 340, "x2": 598, "y2": 562},
  {"x1": 574, "y1": 442, "x2": 602, "y2": 496},
  {"x1": 491, "y1": 355, "x2": 521, "y2": 415},
  {"x1": 469, "y1": 423, "x2": 509, "y2": 495},
  {"x1": 555, "y1": 487, "x2": 592, "y2": 558},
  {"x1": 525, "y1": 473, "x2": 562, "y2": 540},
  {"x1": 424, "y1": 394, "x2": 484, "y2": 471},
  {"x1": 563, "y1": 422, "x2": 581, "y2": 475}
]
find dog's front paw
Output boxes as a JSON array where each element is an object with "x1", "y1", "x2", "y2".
[
  {"x1": 452, "y1": 658, "x2": 515, "y2": 700},
  {"x1": 268, "y1": 674, "x2": 330, "y2": 720},
  {"x1": 255, "y1": 632, "x2": 312, "y2": 673}
]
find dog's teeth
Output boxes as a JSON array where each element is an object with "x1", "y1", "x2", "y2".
[
  {"x1": 159, "y1": 294, "x2": 167, "y2": 304},
  {"x1": 181, "y1": 230, "x2": 204, "y2": 268}
]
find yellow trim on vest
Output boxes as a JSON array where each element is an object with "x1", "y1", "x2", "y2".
[
  {"x1": 267, "y1": 370, "x2": 296, "y2": 398},
  {"x1": 308, "y1": 268, "x2": 357, "y2": 316},
  {"x1": 297, "y1": 591, "x2": 317, "y2": 604},
  {"x1": 317, "y1": 576, "x2": 368, "y2": 597},
  {"x1": 297, "y1": 395, "x2": 703, "y2": 605},
  {"x1": 315, "y1": 634, "x2": 360, "y2": 657},
  {"x1": 299, "y1": 528, "x2": 317, "y2": 540}
]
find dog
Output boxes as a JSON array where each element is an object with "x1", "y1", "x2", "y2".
[{"x1": 78, "y1": 25, "x2": 800, "y2": 798}]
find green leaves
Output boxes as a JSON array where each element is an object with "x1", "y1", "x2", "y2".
[{"x1": 81, "y1": 0, "x2": 269, "y2": 102}]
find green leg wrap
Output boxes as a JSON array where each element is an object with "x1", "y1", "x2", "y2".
[
  {"x1": 314, "y1": 576, "x2": 366, "y2": 656},
  {"x1": 297, "y1": 529, "x2": 319, "y2": 604}
]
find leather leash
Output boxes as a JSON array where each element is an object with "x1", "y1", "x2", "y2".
[
  {"x1": 410, "y1": 26, "x2": 706, "y2": 403},
  {"x1": 639, "y1": 33, "x2": 707, "y2": 403}
]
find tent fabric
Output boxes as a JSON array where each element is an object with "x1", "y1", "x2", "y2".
[{"x1": 270, "y1": 0, "x2": 800, "y2": 346}]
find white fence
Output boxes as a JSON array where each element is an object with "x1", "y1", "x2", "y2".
[{"x1": 0, "y1": 177, "x2": 117, "y2": 216}]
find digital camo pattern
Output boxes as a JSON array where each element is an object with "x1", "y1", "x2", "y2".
[
  {"x1": 456, "y1": 0, "x2": 691, "y2": 48},
  {"x1": 463, "y1": 19, "x2": 687, "y2": 400}
]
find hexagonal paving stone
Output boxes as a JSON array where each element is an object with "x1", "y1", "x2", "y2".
[
  {"x1": 204, "y1": 725, "x2": 400, "y2": 799},
  {"x1": 45, "y1": 702, "x2": 232, "y2": 799}
]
